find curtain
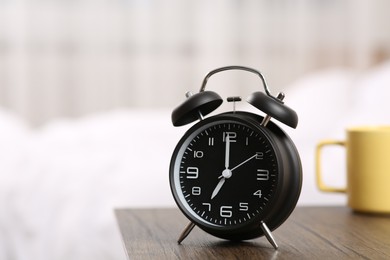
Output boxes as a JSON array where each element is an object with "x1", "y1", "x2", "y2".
[{"x1": 0, "y1": 0, "x2": 389, "y2": 125}]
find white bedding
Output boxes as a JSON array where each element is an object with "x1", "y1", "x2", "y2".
[{"x1": 1, "y1": 62, "x2": 389, "y2": 260}]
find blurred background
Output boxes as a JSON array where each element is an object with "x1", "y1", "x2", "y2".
[
  {"x1": 1, "y1": 1, "x2": 390, "y2": 259},
  {"x1": 1, "y1": 0, "x2": 389, "y2": 125}
]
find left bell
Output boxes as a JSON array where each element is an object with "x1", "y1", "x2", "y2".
[{"x1": 171, "y1": 91, "x2": 223, "y2": 126}]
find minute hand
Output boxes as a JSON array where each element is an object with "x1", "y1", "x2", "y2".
[{"x1": 231, "y1": 154, "x2": 257, "y2": 172}]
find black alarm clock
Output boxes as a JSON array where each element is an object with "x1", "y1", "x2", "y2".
[{"x1": 169, "y1": 66, "x2": 302, "y2": 249}]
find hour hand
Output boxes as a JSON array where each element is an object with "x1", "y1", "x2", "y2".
[
  {"x1": 211, "y1": 169, "x2": 232, "y2": 199},
  {"x1": 211, "y1": 178, "x2": 226, "y2": 200}
]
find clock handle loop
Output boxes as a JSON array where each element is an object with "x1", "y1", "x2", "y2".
[{"x1": 199, "y1": 65, "x2": 272, "y2": 97}]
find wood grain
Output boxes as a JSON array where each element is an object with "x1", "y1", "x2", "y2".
[{"x1": 115, "y1": 207, "x2": 390, "y2": 259}]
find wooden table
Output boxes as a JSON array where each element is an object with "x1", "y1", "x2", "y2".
[{"x1": 115, "y1": 206, "x2": 390, "y2": 259}]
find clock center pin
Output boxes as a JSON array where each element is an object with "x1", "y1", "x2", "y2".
[{"x1": 222, "y1": 169, "x2": 232, "y2": 179}]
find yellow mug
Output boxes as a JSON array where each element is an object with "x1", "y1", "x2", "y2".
[{"x1": 316, "y1": 126, "x2": 390, "y2": 214}]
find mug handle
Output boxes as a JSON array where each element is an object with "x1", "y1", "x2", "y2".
[{"x1": 315, "y1": 140, "x2": 347, "y2": 193}]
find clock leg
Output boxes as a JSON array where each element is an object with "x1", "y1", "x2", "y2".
[
  {"x1": 185, "y1": 92, "x2": 204, "y2": 120},
  {"x1": 260, "y1": 221, "x2": 279, "y2": 250},
  {"x1": 260, "y1": 92, "x2": 285, "y2": 127},
  {"x1": 177, "y1": 221, "x2": 196, "y2": 244},
  {"x1": 260, "y1": 115, "x2": 271, "y2": 127}
]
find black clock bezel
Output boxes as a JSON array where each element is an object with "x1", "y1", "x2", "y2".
[{"x1": 169, "y1": 112, "x2": 302, "y2": 240}]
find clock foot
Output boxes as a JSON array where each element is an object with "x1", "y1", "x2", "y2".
[
  {"x1": 177, "y1": 221, "x2": 196, "y2": 244},
  {"x1": 260, "y1": 221, "x2": 278, "y2": 250}
]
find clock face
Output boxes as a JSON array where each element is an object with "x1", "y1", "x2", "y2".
[{"x1": 170, "y1": 116, "x2": 280, "y2": 230}]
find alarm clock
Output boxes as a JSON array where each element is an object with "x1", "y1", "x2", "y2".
[{"x1": 169, "y1": 66, "x2": 302, "y2": 249}]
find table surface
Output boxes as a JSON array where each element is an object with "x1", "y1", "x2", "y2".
[{"x1": 115, "y1": 206, "x2": 390, "y2": 259}]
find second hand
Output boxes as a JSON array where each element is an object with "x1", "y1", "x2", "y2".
[{"x1": 218, "y1": 153, "x2": 257, "y2": 179}]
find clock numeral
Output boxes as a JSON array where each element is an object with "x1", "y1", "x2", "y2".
[
  {"x1": 208, "y1": 137, "x2": 214, "y2": 146},
  {"x1": 255, "y1": 152, "x2": 264, "y2": 160},
  {"x1": 220, "y1": 206, "x2": 233, "y2": 218},
  {"x1": 223, "y1": 132, "x2": 237, "y2": 142},
  {"x1": 239, "y1": 202, "x2": 249, "y2": 211},
  {"x1": 186, "y1": 167, "x2": 199, "y2": 179},
  {"x1": 192, "y1": 186, "x2": 201, "y2": 195},
  {"x1": 202, "y1": 203, "x2": 211, "y2": 211},
  {"x1": 257, "y1": 169, "x2": 269, "y2": 181},
  {"x1": 253, "y1": 189, "x2": 262, "y2": 198},
  {"x1": 193, "y1": 150, "x2": 204, "y2": 158}
]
